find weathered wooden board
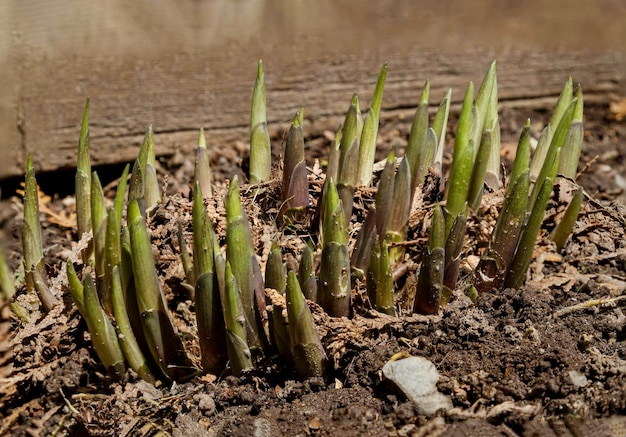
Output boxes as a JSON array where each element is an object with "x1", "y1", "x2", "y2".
[{"x1": 2, "y1": 0, "x2": 625, "y2": 179}]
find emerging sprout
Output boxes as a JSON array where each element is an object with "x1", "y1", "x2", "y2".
[
  {"x1": 414, "y1": 205, "x2": 445, "y2": 315},
  {"x1": 298, "y1": 242, "x2": 318, "y2": 302},
  {"x1": 128, "y1": 199, "x2": 195, "y2": 380},
  {"x1": 223, "y1": 260, "x2": 253, "y2": 376},
  {"x1": 530, "y1": 77, "x2": 573, "y2": 182},
  {"x1": 286, "y1": 271, "x2": 328, "y2": 378},
  {"x1": 91, "y1": 172, "x2": 109, "y2": 312},
  {"x1": 0, "y1": 239, "x2": 15, "y2": 303},
  {"x1": 357, "y1": 62, "x2": 388, "y2": 187},
  {"x1": 337, "y1": 94, "x2": 361, "y2": 221},
  {"x1": 374, "y1": 239, "x2": 395, "y2": 316},
  {"x1": 22, "y1": 155, "x2": 57, "y2": 312},
  {"x1": 265, "y1": 241, "x2": 287, "y2": 295},
  {"x1": 106, "y1": 205, "x2": 156, "y2": 383},
  {"x1": 194, "y1": 128, "x2": 213, "y2": 198},
  {"x1": 406, "y1": 80, "x2": 430, "y2": 196},
  {"x1": 76, "y1": 98, "x2": 92, "y2": 263},
  {"x1": 550, "y1": 186, "x2": 583, "y2": 252},
  {"x1": 558, "y1": 86, "x2": 584, "y2": 179},
  {"x1": 432, "y1": 89, "x2": 452, "y2": 172},
  {"x1": 351, "y1": 206, "x2": 377, "y2": 281},
  {"x1": 281, "y1": 109, "x2": 309, "y2": 217},
  {"x1": 318, "y1": 179, "x2": 351, "y2": 317},
  {"x1": 386, "y1": 157, "x2": 411, "y2": 263},
  {"x1": 225, "y1": 176, "x2": 267, "y2": 353},
  {"x1": 137, "y1": 126, "x2": 161, "y2": 212},
  {"x1": 444, "y1": 82, "x2": 474, "y2": 237},
  {"x1": 249, "y1": 60, "x2": 271, "y2": 185},
  {"x1": 83, "y1": 274, "x2": 126, "y2": 377},
  {"x1": 193, "y1": 182, "x2": 227, "y2": 373},
  {"x1": 375, "y1": 149, "x2": 396, "y2": 241}
]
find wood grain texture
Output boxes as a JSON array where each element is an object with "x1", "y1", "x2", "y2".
[{"x1": 2, "y1": 0, "x2": 625, "y2": 179}]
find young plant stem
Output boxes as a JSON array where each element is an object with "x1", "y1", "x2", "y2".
[
  {"x1": 444, "y1": 82, "x2": 474, "y2": 237},
  {"x1": 193, "y1": 182, "x2": 228, "y2": 373},
  {"x1": 367, "y1": 236, "x2": 381, "y2": 306},
  {"x1": 129, "y1": 155, "x2": 146, "y2": 218},
  {"x1": 265, "y1": 242, "x2": 290, "y2": 357},
  {"x1": 177, "y1": 221, "x2": 194, "y2": 294},
  {"x1": 223, "y1": 260, "x2": 253, "y2": 376},
  {"x1": 128, "y1": 199, "x2": 195, "y2": 380},
  {"x1": 281, "y1": 109, "x2": 309, "y2": 217},
  {"x1": 90, "y1": 172, "x2": 109, "y2": 313},
  {"x1": 265, "y1": 241, "x2": 287, "y2": 294},
  {"x1": 298, "y1": 242, "x2": 317, "y2": 302},
  {"x1": 415, "y1": 128, "x2": 438, "y2": 190},
  {"x1": 66, "y1": 261, "x2": 85, "y2": 316},
  {"x1": 405, "y1": 81, "x2": 430, "y2": 195},
  {"x1": 505, "y1": 173, "x2": 557, "y2": 290},
  {"x1": 286, "y1": 271, "x2": 328, "y2": 378},
  {"x1": 471, "y1": 61, "x2": 497, "y2": 156},
  {"x1": 507, "y1": 121, "x2": 531, "y2": 196},
  {"x1": 351, "y1": 206, "x2": 377, "y2": 281},
  {"x1": 443, "y1": 211, "x2": 467, "y2": 292},
  {"x1": 375, "y1": 149, "x2": 395, "y2": 241},
  {"x1": 194, "y1": 128, "x2": 213, "y2": 198},
  {"x1": 357, "y1": 62, "x2": 388, "y2": 187},
  {"x1": 550, "y1": 186, "x2": 583, "y2": 252},
  {"x1": 0, "y1": 241, "x2": 15, "y2": 303},
  {"x1": 474, "y1": 170, "x2": 529, "y2": 292},
  {"x1": 105, "y1": 199, "x2": 157, "y2": 383},
  {"x1": 529, "y1": 77, "x2": 573, "y2": 182},
  {"x1": 484, "y1": 80, "x2": 501, "y2": 190},
  {"x1": 414, "y1": 205, "x2": 445, "y2": 315},
  {"x1": 83, "y1": 274, "x2": 126, "y2": 378},
  {"x1": 386, "y1": 157, "x2": 411, "y2": 263},
  {"x1": 249, "y1": 60, "x2": 271, "y2": 184},
  {"x1": 467, "y1": 127, "x2": 494, "y2": 211},
  {"x1": 225, "y1": 176, "x2": 267, "y2": 353},
  {"x1": 22, "y1": 155, "x2": 56, "y2": 311},
  {"x1": 432, "y1": 89, "x2": 452, "y2": 172},
  {"x1": 326, "y1": 124, "x2": 342, "y2": 183},
  {"x1": 529, "y1": 98, "x2": 576, "y2": 211},
  {"x1": 76, "y1": 98, "x2": 92, "y2": 263},
  {"x1": 139, "y1": 125, "x2": 161, "y2": 211},
  {"x1": 558, "y1": 86, "x2": 584, "y2": 179},
  {"x1": 375, "y1": 239, "x2": 395, "y2": 316},
  {"x1": 318, "y1": 179, "x2": 351, "y2": 317},
  {"x1": 337, "y1": 94, "x2": 361, "y2": 221}
]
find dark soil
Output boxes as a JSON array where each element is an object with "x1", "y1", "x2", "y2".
[{"x1": 1, "y1": 101, "x2": 626, "y2": 436}]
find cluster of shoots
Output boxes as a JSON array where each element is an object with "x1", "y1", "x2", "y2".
[{"x1": 1, "y1": 61, "x2": 585, "y2": 385}]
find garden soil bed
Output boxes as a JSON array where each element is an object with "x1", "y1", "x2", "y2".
[{"x1": 1, "y1": 101, "x2": 625, "y2": 436}]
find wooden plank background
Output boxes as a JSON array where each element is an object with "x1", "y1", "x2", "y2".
[{"x1": 2, "y1": 0, "x2": 625, "y2": 180}]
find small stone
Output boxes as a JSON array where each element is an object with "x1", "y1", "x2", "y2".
[
  {"x1": 308, "y1": 417, "x2": 321, "y2": 430},
  {"x1": 196, "y1": 393, "x2": 216, "y2": 414},
  {"x1": 137, "y1": 380, "x2": 163, "y2": 402},
  {"x1": 253, "y1": 418, "x2": 272, "y2": 437},
  {"x1": 567, "y1": 370, "x2": 589, "y2": 388},
  {"x1": 173, "y1": 414, "x2": 210, "y2": 437},
  {"x1": 382, "y1": 356, "x2": 453, "y2": 417}
]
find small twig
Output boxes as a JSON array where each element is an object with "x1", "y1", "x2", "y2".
[
  {"x1": 389, "y1": 238, "x2": 428, "y2": 248},
  {"x1": 60, "y1": 388, "x2": 80, "y2": 415},
  {"x1": 577, "y1": 249, "x2": 626, "y2": 262},
  {"x1": 575, "y1": 154, "x2": 599, "y2": 181},
  {"x1": 392, "y1": 262, "x2": 411, "y2": 282},
  {"x1": 552, "y1": 295, "x2": 626, "y2": 318},
  {"x1": 343, "y1": 354, "x2": 357, "y2": 387}
]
